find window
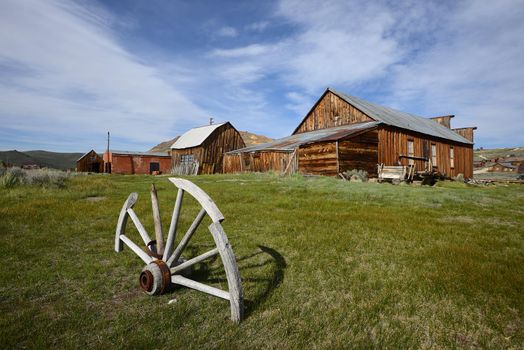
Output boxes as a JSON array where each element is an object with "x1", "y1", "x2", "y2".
[
  {"x1": 407, "y1": 140, "x2": 414, "y2": 165},
  {"x1": 180, "y1": 154, "x2": 194, "y2": 163},
  {"x1": 450, "y1": 146, "x2": 454, "y2": 168},
  {"x1": 431, "y1": 144, "x2": 437, "y2": 167}
]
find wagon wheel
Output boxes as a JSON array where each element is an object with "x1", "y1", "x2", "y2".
[{"x1": 114, "y1": 178, "x2": 244, "y2": 322}]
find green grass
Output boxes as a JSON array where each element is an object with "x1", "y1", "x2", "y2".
[{"x1": 0, "y1": 173, "x2": 523, "y2": 349}]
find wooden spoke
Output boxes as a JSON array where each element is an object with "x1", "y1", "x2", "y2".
[
  {"x1": 171, "y1": 275, "x2": 230, "y2": 300},
  {"x1": 170, "y1": 248, "x2": 219, "y2": 274},
  {"x1": 162, "y1": 188, "x2": 184, "y2": 261},
  {"x1": 127, "y1": 208, "x2": 152, "y2": 245},
  {"x1": 115, "y1": 192, "x2": 138, "y2": 252},
  {"x1": 168, "y1": 178, "x2": 224, "y2": 223},
  {"x1": 120, "y1": 235, "x2": 153, "y2": 264},
  {"x1": 167, "y1": 208, "x2": 206, "y2": 267},
  {"x1": 150, "y1": 184, "x2": 164, "y2": 254}
]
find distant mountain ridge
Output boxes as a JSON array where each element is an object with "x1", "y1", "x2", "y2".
[
  {"x1": 148, "y1": 131, "x2": 273, "y2": 153},
  {"x1": 0, "y1": 150, "x2": 83, "y2": 170}
]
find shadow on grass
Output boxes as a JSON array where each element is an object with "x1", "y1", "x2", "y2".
[
  {"x1": 172, "y1": 244, "x2": 287, "y2": 320},
  {"x1": 242, "y1": 245, "x2": 287, "y2": 319}
]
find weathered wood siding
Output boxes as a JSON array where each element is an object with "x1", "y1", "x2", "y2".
[
  {"x1": 452, "y1": 127, "x2": 476, "y2": 143},
  {"x1": 377, "y1": 126, "x2": 473, "y2": 178},
  {"x1": 76, "y1": 150, "x2": 103, "y2": 172},
  {"x1": 338, "y1": 130, "x2": 379, "y2": 175},
  {"x1": 298, "y1": 142, "x2": 338, "y2": 176},
  {"x1": 171, "y1": 123, "x2": 245, "y2": 174},
  {"x1": 223, "y1": 151, "x2": 295, "y2": 174},
  {"x1": 294, "y1": 91, "x2": 372, "y2": 134}
]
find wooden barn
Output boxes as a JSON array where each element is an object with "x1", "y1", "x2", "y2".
[
  {"x1": 224, "y1": 88, "x2": 476, "y2": 178},
  {"x1": 76, "y1": 150, "x2": 103, "y2": 173},
  {"x1": 171, "y1": 122, "x2": 245, "y2": 175},
  {"x1": 103, "y1": 150, "x2": 171, "y2": 175},
  {"x1": 488, "y1": 162, "x2": 517, "y2": 173}
]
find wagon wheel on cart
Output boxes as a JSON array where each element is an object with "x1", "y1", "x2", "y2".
[{"x1": 114, "y1": 178, "x2": 243, "y2": 322}]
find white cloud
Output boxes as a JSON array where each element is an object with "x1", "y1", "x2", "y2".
[
  {"x1": 245, "y1": 21, "x2": 270, "y2": 32},
  {"x1": 0, "y1": 0, "x2": 207, "y2": 151},
  {"x1": 216, "y1": 26, "x2": 238, "y2": 38},
  {"x1": 208, "y1": 0, "x2": 524, "y2": 146}
]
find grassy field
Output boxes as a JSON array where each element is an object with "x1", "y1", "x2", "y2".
[{"x1": 0, "y1": 173, "x2": 523, "y2": 349}]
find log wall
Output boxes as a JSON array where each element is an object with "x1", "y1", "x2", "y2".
[
  {"x1": 377, "y1": 126, "x2": 473, "y2": 178},
  {"x1": 298, "y1": 142, "x2": 338, "y2": 176},
  {"x1": 338, "y1": 130, "x2": 379, "y2": 175},
  {"x1": 294, "y1": 91, "x2": 372, "y2": 134}
]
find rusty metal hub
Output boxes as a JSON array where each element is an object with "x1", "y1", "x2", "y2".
[{"x1": 139, "y1": 260, "x2": 171, "y2": 295}]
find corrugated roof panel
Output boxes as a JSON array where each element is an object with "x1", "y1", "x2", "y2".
[
  {"x1": 171, "y1": 123, "x2": 226, "y2": 149},
  {"x1": 111, "y1": 150, "x2": 170, "y2": 157},
  {"x1": 228, "y1": 121, "x2": 380, "y2": 153},
  {"x1": 328, "y1": 88, "x2": 472, "y2": 144}
]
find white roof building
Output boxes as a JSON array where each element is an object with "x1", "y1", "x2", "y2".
[{"x1": 171, "y1": 123, "x2": 227, "y2": 149}]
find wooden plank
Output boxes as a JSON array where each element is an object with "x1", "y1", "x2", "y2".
[
  {"x1": 169, "y1": 178, "x2": 224, "y2": 223},
  {"x1": 115, "y1": 192, "x2": 138, "y2": 252},
  {"x1": 170, "y1": 248, "x2": 219, "y2": 274},
  {"x1": 163, "y1": 188, "x2": 184, "y2": 261},
  {"x1": 127, "y1": 208, "x2": 152, "y2": 246},
  {"x1": 171, "y1": 275, "x2": 230, "y2": 300},
  {"x1": 167, "y1": 208, "x2": 206, "y2": 267},
  {"x1": 208, "y1": 222, "x2": 244, "y2": 322},
  {"x1": 120, "y1": 234, "x2": 153, "y2": 264},
  {"x1": 150, "y1": 184, "x2": 164, "y2": 255}
]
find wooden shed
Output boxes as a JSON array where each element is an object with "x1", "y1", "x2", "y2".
[
  {"x1": 103, "y1": 150, "x2": 171, "y2": 175},
  {"x1": 224, "y1": 88, "x2": 476, "y2": 179},
  {"x1": 171, "y1": 122, "x2": 245, "y2": 175},
  {"x1": 76, "y1": 150, "x2": 103, "y2": 173}
]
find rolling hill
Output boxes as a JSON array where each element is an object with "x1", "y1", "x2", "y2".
[{"x1": 0, "y1": 150, "x2": 83, "y2": 170}]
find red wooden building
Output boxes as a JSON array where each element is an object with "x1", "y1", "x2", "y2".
[{"x1": 103, "y1": 150, "x2": 171, "y2": 175}]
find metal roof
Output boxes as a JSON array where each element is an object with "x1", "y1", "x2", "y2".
[
  {"x1": 76, "y1": 149, "x2": 98, "y2": 162},
  {"x1": 316, "y1": 88, "x2": 472, "y2": 144},
  {"x1": 110, "y1": 150, "x2": 170, "y2": 157},
  {"x1": 227, "y1": 121, "x2": 380, "y2": 153},
  {"x1": 171, "y1": 123, "x2": 226, "y2": 149}
]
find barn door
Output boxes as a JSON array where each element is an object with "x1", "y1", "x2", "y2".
[{"x1": 149, "y1": 162, "x2": 160, "y2": 174}]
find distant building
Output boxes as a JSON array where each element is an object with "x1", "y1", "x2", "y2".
[
  {"x1": 103, "y1": 150, "x2": 171, "y2": 175},
  {"x1": 488, "y1": 162, "x2": 517, "y2": 173},
  {"x1": 76, "y1": 150, "x2": 103, "y2": 173},
  {"x1": 171, "y1": 122, "x2": 245, "y2": 175}
]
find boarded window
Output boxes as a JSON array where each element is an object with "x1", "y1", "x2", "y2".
[
  {"x1": 408, "y1": 140, "x2": 414, "y2": 165},
  {"x1": 180, "y1": 154, "x2": 194, "y2": 163},
  {"x1": 431, "y1": 144, "x2": 437, "y2": 167},
  {"x1": 450, "y1": 146, "x2": 454, "y2": 168}
]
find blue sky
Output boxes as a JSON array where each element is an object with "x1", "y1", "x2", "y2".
[{"x1": 1, "y1": 0, "x2": 523, "y2": 152}]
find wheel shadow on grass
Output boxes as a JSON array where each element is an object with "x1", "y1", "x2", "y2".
[
  {"x1": 242, "y1": 245, "x2": 287, "y2": 319},
  {"x1": 177, "y1": 244, "x2": 287, "y2": 320}
]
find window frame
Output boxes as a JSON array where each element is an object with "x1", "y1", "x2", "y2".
[
  {"x1": 431, "y1": 143, "x2": 437, "y2": 167},
  {"x1": 407, "y1": 139, "x2": 414, "y2": 165},
  {"x1": 450, "y1": 146, "x2": 455, "y2": 168}
]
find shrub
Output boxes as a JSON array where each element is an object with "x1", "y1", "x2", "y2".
[
  {"x1": 0, "y1": 168, "x2": 70, "y2": 189},
  {"x1": 0, "y1": 167, "x2": 26, "y2": 188},
  {"x1": 342, "y1": 169, "x2": 368, "y2": 182}
]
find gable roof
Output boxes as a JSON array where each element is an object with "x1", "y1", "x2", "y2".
[
  {"x1": 171, "y1": 122, "x2": 227, "y2": 149},
  {"x1": 227, "y1": 121, "x2": 380, "y2": 153},
  {"x1": 76, "y1": 149, "x2": 99, "y2": 162},
  {"x1": 295, "y1": 88, "x2": 472, "y2": 144}
]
